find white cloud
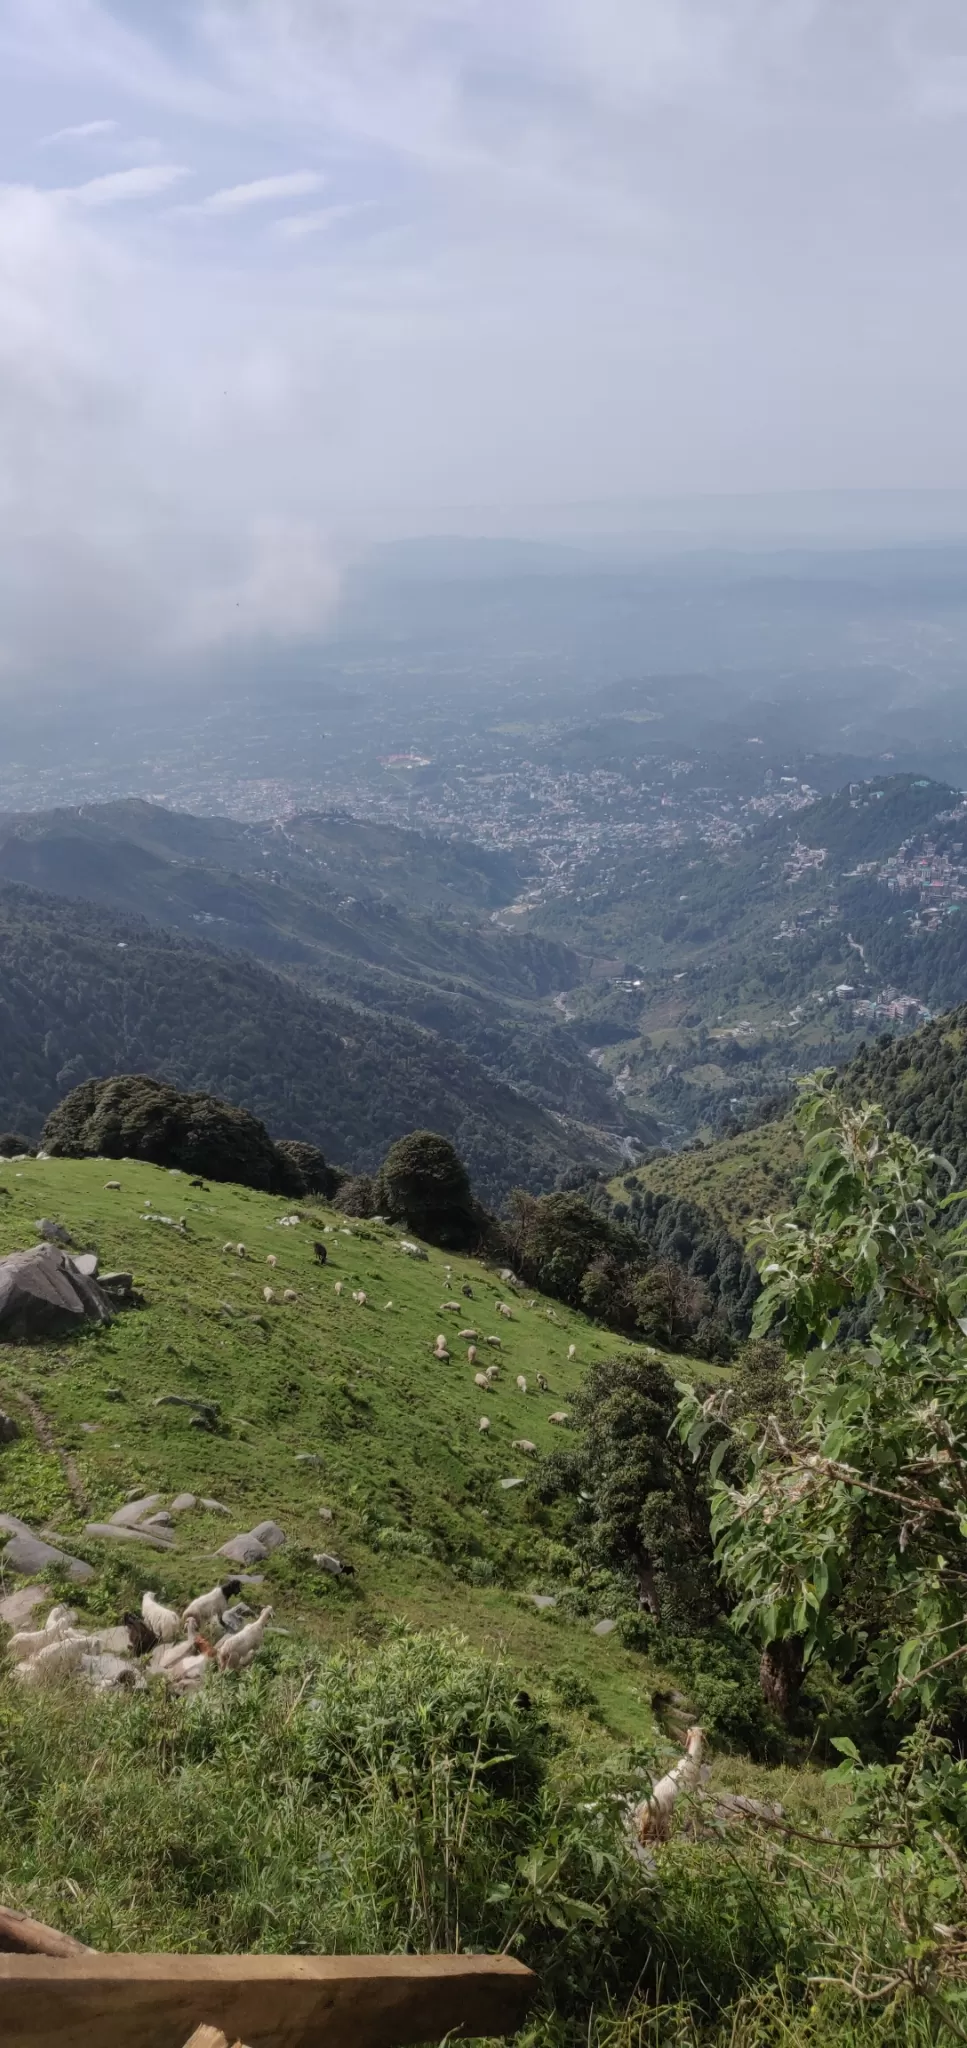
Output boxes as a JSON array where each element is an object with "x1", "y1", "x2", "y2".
[
  {"x1": 275, "y1": 203, "x2": 367, "y2": 240},
  {"x1": 194, "y1": 170, "x2": 325, "y2": 215},
  {"x1": 60, "y1": 163, "x2": 190, "y2": 207},
  {"x1": 41, "y1": 117, "x2": 118, "y2": 144}
]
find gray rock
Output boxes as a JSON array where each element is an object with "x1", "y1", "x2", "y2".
[
  {"x1": 0, "y1": 1584, "x2": 48, "y2": 1627},
  {"x1": 499, "y1": 1477, "x2": 526, "y2": 1490},
  {"x1": 592, "y1": 1619, "x2": 617, "y2": 1637},
  {"x1": 0, "y1": 1517, "x2": 94, "y2": 1581},
  {"x1": 0, "y1": 1243, "x2": 113, "y2": 1339},
  {"x1": 218, "y1": 1533, "x2": 268, "y2": 1565},
  {"x1": 318, "y1": 1506, "x2": 334, "y2": 1522},
  {"x1": 531, "y1": 1594, "x2": 557, "y2": 1610},
  {"x1": 100, "y1": 1272, "x2": 133, "y2": 1297},
  {"x1": 0, "y1": 1409, "x2": 20, "y2": 1445},
  {"x1": 109, "y1": 1495, "x2": 163, "y2": 1527},
  {"x1": 201, "y1": 1497, "x2": 229, "y2": 1514},
  {"x1": 71, "y1": 1253, "x2": 98, "y2": 1279},
  {"x1": 250, "y1": 1520, "x2": 286, "y2": 1551},
  {"x1": 88, "y1": 1625, "x2": 136, "y2": 1656},
  {"x1": 295, "y1": 1453, "x2": 320, "y2": 1465},
  {"x1": 83, "y1": 1522, "x2": 175, "y2": 1551},
  {"x1": 220, "y1": 1602, "x2": 254, "y2": 1633},
  {"x1": 169, "y1": 1493, "x2": 197, "y2": 1513},
  {"x1": 141, "y1": 1512, "x2": 174, "y2": 1530},
  {"x1": 81, "y1": 1652, "x2": 142, "y2": 1691}
]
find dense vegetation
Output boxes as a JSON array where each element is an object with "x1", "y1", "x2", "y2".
[
  {"x1": 42, "y1": 1075, "x2": 307, "y2": 1195},
  {"x1": 0, "y1": 885, "x2": 610, "y2": 1204}
]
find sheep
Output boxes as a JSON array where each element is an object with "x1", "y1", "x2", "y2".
[
  {"x1": 458, "y1": 1328, "x2": 478, "y2": 1341},
  {"x1": 13, "y1": 1635, "x2": 87, "y2": 1686},
  {"x1": 568, "y1": 1344, "x2": 577, "y2": 1360},
  {"x1": 516, "y1": 1375, "x2": 528, "y2": 1393},
  {"x1": 183, "y1": 1579, "x2": 243, "y2": 1629},
  {"x1": 167, "y1": 1649, "x2": 214, "y2": 1694},
  {"x1": 486, "y1": 1335, "x2": 502, "y2": 1350},
  {"x1": 512, "y1": 1439, "x2": 538, "y2": 1455},
  {"x1": 263, "y1": 1285, "x2": 276, "y2": 1303},
  {"x1": 313, "y1": 1241, "x2": 328, "y2": 1265},
  {"x1": 440, "y1": 1300, "x2": 462, "y2": 1313},
  {"x1": 352, "y1": 1290, "x2": 367, "y2": 1306},
  {"x1": 5, "y1": 1617, "x2": 77, "y2": 1664},
  {"x1": 334, "y1": 1281, "x2": 344, "y2": 1296},
  {"x1": 315, "y1": 1553, "x2": 355, "y2": 1577},
  {"x1": 474, "y1": 1371, "x2": 490, "y2": 1390},
  {"x1": 467, "y1": 1344, "x2": 478, "y2": 1365},
  {"x1": 141, "y1": 1590, "x2": 182, "y2": 1644},
  {"x1": 433, "y1": 1334, "x2": 450, "y2": 1360},
  {"x1": 632, "y1": 1727, "x2": 705, "y2": 1843},
  {"x1": 283, "y1": 1288, "x2": 298, "y2": 1302},
  {"x1": 536, "y1": 1372, "x2": 549, "y2": 1392},
  {"x1": 485, "y1": 1364, "x2": 500, "y2": 1382},
  {"x1": 45, "y1": 1604, "x2": 77, "y2": 1631},
  {"x1": 215, "y1": 1606, "x2": 275, "y2": 1672},
  {"x1": 498, "y1": 1303, "x2": 513, "y2": 1320},
  {"x1": 236, "y1": 1244, "x2": 246, "y2": 1257},
  {"x1": 104, "y1": 1180, "x2": 121, "y2": 1190},
  {"x1": 222, "y1": 1242, "x2": 234, "y2": 1254},
  {"x1": 545, "y1": 1308, "x2": 558, "y2": 1322},
  {"x1": 548, "y1": 1411, "x2": 570, "y2": 1425},
  {"x1": 478, "y1": 1416, "x2": 491, "y2": 1433},
  {"x1": 266, "y1": 1254, "x2": 278, "y2": 1268}
]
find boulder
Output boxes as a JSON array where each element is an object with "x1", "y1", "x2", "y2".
[
  {"x1": 140, "y1": 1512, "x2": 173, "y2": 1530},
  {"x1": 72, "y1": 1253, "x2": 98, "y2": 1278},
  {"x1": 200, "y1": 1497, "x2": 229, "y2": 1514},
  {"x1": 35, "y1": 1219, "x2": 73, "y2": 1246},
  {"x1": 0, "y1": 1410, "x2": 20, "y2": 1445},
  {"x1": 250, "y1": 1520, "x2": 286, "y2": 1552},
  {"x1": 0, "y1": 1244, "x2": 113, "y2": 1341},
  {"x1": 109, "y1": 1495, "x2": 163, "y2": 1528},
  {"x1": 0, "y1": 1585, "x2": 48, "y2": 1628},
  {"x1": 82, "y1": 1522, "x2": 175, "y2": 1551},
  {"x1": 169, "y1": 1493, "x2": 197, "y2": 1513},
  {"x1": 0, "y1": 1515, "x2": 94, "y2": 1582},
  {"x1": 218, "y1": 1533, "x2": 268, "y2": 1566},
  {"x1": 530, "y1": 1594, "x2": 557, "y2": 1610},
  {"x1": 592, "y1": 1618, "x2": 617, "y2": 1637}
]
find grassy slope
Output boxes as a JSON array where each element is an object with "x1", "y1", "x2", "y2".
[
  {"x1": 613, "y1": 1119, "x2": 803, "y2": 1243},
  {"x1": 0, "y1": 1157, "x2": 679, "y2": 1740}
]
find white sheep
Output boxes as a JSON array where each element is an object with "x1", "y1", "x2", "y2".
[
  {"x1": 5, "y1": 1617, "x2": 77, "y2": 1664},
  {"x1": 167, "y1": 1650, "x2": 213, "y2": 1694},
  {"x1": 236, "y1": 1244, "x2": 246, "y2": 1257},
  {"x1": 474, "y1": 1371, "x2": 490, "y2": 1390},
  {"x1": 485, "y1": 1364, "x2": 500, "y2": 1382},
  {"x1": 516, "y1": 1375, "x2": 528, "y2": 1394},
  {"x1": 548, "y1": 1410, "x2": 570, "y2": 1425},
  {"x1": 334, "y1": 1281, "x2": 344, "y2": 1296},
  {"x1": 266, "y1": 1254, "x2": 277, "y2": 1268},
  {"x1": 433, "y1": 1334, "x2": 450, "y2": 1360},
  {"x1": 568, "y1": 1344, "x2": 577, "y2": 1360},
  {"x1": 45, "y1": 1604, "x2": 77, "y2": 1631},
  {"x1": 283, "y1": 1288, "x2": 298, "y2": 1302},
  {"x1": 512, "y1": 1439, "x2": 538, "y2": 1455},
  {"x1": 498, "y1": 1303, "x2": 513, "y2": 1319},
  {"x1": 467, "y1": 1344, "x2": 478, "y2": 1365},
  {"x1": 183, "y1": 1579, "x2": 243, "y2": 1629},
  {"x1": 478, "y1": 1416, "x2": 491, "y2": 1433},
  {"x1": 352, "y1": 1290, "x2": 367, "y2": 1306},
  {"x1": 632, "y1": 1727, "x2": 705, "y2": 1843},
  {"x1": 141, "y1": 1590, "x2": 182, "y2": 1644},
  {"x1": 263, "y1": 1285, "x2": 276, "y2": 1303},
  {"x1": 458, "y1": 1328, "x2": 478, "y2": 1341},
  {"x1": 486, "y1": 1335, "x2": 502, "y2": 1350},
  {"x1": 222, "y1": 1242, "x2": 234, "y2": 1254},
  {"x1": 12, "y1": 1635, "x2": 86, "y2": 1686},
  {"x1": 440, "y1": 1300, "x2": 461, "y2": 1312},
  {"x1": 150, "y1": 1619, "x2": 205, "y2": 1674},
  {"x1": 215, "y1": 1605, "x2": 274, "y2": 1671}
]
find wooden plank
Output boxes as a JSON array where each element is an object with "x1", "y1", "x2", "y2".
[
  {"x1": 0, "y1": 1907, "x2": 93, "y2": 1957},
  {"x1": 0, "y1": 1952, "x2": 536, "y2": 2048}
]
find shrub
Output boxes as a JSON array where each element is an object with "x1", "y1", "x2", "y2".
[
  {"x1": 376, "y1": 1129, "x2": 479, "y2": 1247},
  {"x1": 0, "y1": 1132, "x2": 34, "y2": 1157},
  {"x1": 338, "y1": 1174, "x2": 377, "y2": 1218},
  {"x1": 41, "y1": 1074, "x2": 302, "y2": 1194},
  {"x1": 272, "y1": 1138, "x2": 338, "y2": 1197}
]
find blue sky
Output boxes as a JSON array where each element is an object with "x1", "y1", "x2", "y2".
[{"x1": 2, "y1": 0, "x2": 967, "y2": 684}]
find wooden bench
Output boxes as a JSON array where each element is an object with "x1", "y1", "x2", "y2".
[{"x1": 0, "y1": 1947, "x2": 535, "y2": 2048}]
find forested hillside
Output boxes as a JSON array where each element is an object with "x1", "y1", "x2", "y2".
[
  {"x1": 845, "y1": 1010, "x2": 967, "y2": 1183},
  {"x1": 0, "y1": 886, "x2": 614, "y2": 1202}
]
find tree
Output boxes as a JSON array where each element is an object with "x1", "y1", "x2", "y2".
[
  {"x1": 43, "y1": 1074, "x2": 303, "y2": 1195},
  {"x1": 679, "y1": 1072, "x2": 967, "y2": 1718},
  {"x1": 376, "y1": 1129, "x2": 479, "y2": 1248},
  {"x1": 0, "y1": 1133, "x2": 33, "y2": 1158},
  {"x1": 273, "y1": 1138, "x2": 337, "y2": 1197},
  {"x1": 506, "y1": 1190, "x2": 629, "y2": 1305},
  {"x1": 553, "y1": 1354, "x2": 720, "y2": 1627}
]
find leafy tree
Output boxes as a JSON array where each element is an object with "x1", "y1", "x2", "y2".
[
  {"x1": 43, "y1": 1074, "x2": 303, "y2": 1195},
  {"x1": 506, "y1": 1190, "x2": 631, "y2": 1305},
  {"x1": 273, "y1": 1138, "x2": 337, "y2": 1197},
  {"x1": 679, "y1": 1072, "x2": 967, "y2": 1718},
  {"x1": 338, "y1": 1174, "x2": 377, "y2": 1218},
  {"x1": 0, "y1": 1132, "x2": 33, "y2": 1157},
  {"x1": 376, "y1": 1129, "x2": 479, "y2": 1248}
]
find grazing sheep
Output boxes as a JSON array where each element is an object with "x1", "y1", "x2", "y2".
[
  {"x1": 516, "y1": 1375, "x2": 528, "y2": 1394},
  {"x1": 467, "y1": 1344, "x2": 478, "y2": 1365},
  {"x1": 498, "y1": 1303, "x2": 513, "y2": 1320},
  {"x1": 536, "y1": 1372, "x2": 549, "y2": 1392},
  {"x1": 45, "y1": 1605, "x2": 77, "y2": 1631},
  {"x1": 433, "y1": 1335, "x2": 450, "y2": 1360},
  {"x1": 6, "y1": 1617, "x2": 77, "y2": 1664},
  {"x1": 352, "y1": 1290, "x2": 367, "y2": 1306},
  {"x1": 141, "y1": 1591, "x2": 182, "y2": 1644},
  {"x1": 474, "y1": 1371, "x2": 490, "y2": 1390},
  {"x1": 222, "y1": 1242, "x2": 234, "y2": 1254},
  {"x1": 236, "y1": 1244, "x2": 246, "y2": 1257},
  {"x1": 568, "y1": 1344, "x2": 577, "y2": 1360},
  {"x1": 512, "y1": 1440, "x2": 537, "y2": 1455},
  {"x1": 283, "y1": 1288, "x2": 298, "y2": 1302},
  {"x1": 632, "y1": 1727, "x2": 705, "y2": 1843},
  {"x1": 478, "y1": 1416, "x2": 491, "y2": 1433},
  {"x1": 183, "y1": 1579, "x2": 242, "y2": 1629},
  {"x1": 215, "y1": 1605, "x2": 275, "y2": 1672},
  {"x1": 104, "y1": 1180, "x2": 121, "y2": 1191},
  {"x1": 485, "y1": 1364, "x2": 500, "y2": 1382},
  {"x1": 458, "y1": 1328, "x2": 477, "y2": 1341},
  {"x1": 12, "y1": 1635, "x2": 86, "y2": 1686},
  {"x1": 315, "y1": 1553, "x2": 355, "y2": 1577},
  {"x1": 334, "y1": 1281, "x2": 344, "y2": 1296},
  {"x1": 313, "y1": 1241, "x2": 328, "y2": 1265},
  {"x1": 266, "y1": 1254, "x2": 278, "y2": 1268},
  {"x1": 486, "y1": 1335, "x2": 502, "y2": 1350},
  {"x1": 548, "y1": 1410, "x2": 570, "y2": 1425},
  {"x1": 149, "y1": 1620, "x2": 202, "y2": 1674},
  {"x1": 440, "y1": 1300, "x2": 462, "y2": 1312},
  {"x1": 263, "y1": 1286, "x2": 276, "y2": 1303}
]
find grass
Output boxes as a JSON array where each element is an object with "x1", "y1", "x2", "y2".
[{"x1": 0, "y1": 1153, "x2": 687, "y2": 1738}]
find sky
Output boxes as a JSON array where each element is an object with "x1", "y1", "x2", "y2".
[{"x1": 3, "y1": 0, "x2": 967, "y2": 686}]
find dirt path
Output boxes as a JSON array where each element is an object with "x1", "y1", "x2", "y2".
[{"x1": 1, "y1": 1383, "x2": 89, "y2": 1514}]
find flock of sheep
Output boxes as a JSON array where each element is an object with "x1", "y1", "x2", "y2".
[{"x1": 5, "y1": 1581, "x2": 273, "y2": 1696}]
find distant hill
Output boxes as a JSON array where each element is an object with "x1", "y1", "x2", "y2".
[
  {"x1": 0, "y1": 802, "x2": 643, "y2": 1141},
  {"x1": 0, "y1": 885, "x2": 622, "y2": 1203},
  {"x1": 845, "y1": 1011, "x2": 967, "y2": 1185}
]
